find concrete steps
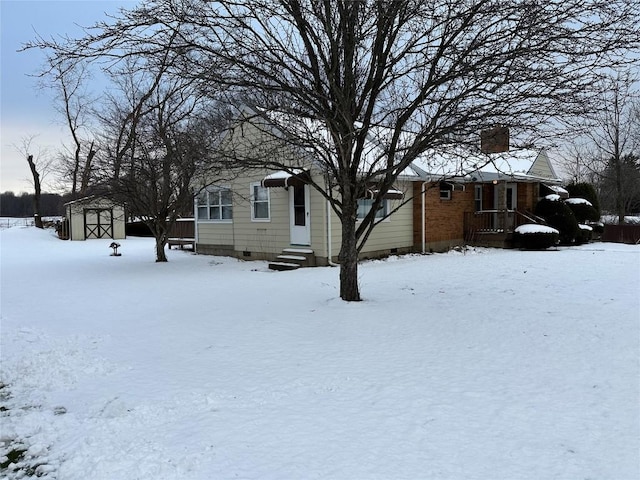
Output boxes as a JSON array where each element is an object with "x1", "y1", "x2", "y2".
[{"x1": 268, "y1": 248, "x2": 316, "y2": 271}]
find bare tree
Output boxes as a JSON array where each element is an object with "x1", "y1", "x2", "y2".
[
  {"x1": 93, "y1": 56, "x2": 224, "y2": 262},
  {"x1": 14, "y1": 136, "x2": 54, "y2": 228},
  {"x1": 558, "y1": 71, "x2": 640, "y2": 221},
  {"x1": 28, "y1": 21, "x2": 228, "y2": 261},
  {"x1": 48, "y1": 61, "x2": 98, "y2": 198},
  {"x1": 27, "y1": 0, "x2": 640, "y2": 300},
  {"x1": 26, "y1": 155, "x2": 45, "y2": 228},
  {"x1": 585, "y1": 72, "x2": 639, "y2": 222}
]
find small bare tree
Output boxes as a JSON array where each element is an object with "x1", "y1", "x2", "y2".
[
  {"x1": 26, "y1": 154, "x2": 44, "y2": 228},
  {"x1": 93, "y1": 55, "x2": 225, "y2": 262},
  {"x1": 14, "y1": 136, "x2": 54, "y2": 228}
]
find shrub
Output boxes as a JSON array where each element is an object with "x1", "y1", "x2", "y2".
[
  {"x1": 565, "y1": 197, "x2": 599, "y2": 223},
  {"x1": 590, "y1": 221, "x2": 604, "y2": 234},
  {"x1": 575, "y1": 224, "x2": 593, "y2": 244},
  {"x1": 513, "y1": 224, "x2": 560, "y2": 249},
  {"x1": 534, "y1": 197, "x2": 579, "y2": 244},
  {"x1": 566, "y1": 182, "x2": 601, "y2": 217}
]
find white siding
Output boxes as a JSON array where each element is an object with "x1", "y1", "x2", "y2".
[
  {"x1": 231, "y1": 171, "x2": 291, "y2": 255},
  {"x1": 529, "y1": 151, "x2": 558, "y2": 179},
  {"x1": 195, "y1": 117, "x2": 417, "y2": 262},
  {"x1": 324, "y1": 181, "x2": 415, "y2": 261}
]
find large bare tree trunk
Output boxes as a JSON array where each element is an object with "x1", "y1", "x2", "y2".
[
  {"x1": 151, "y1": 218, "x2": 170, "y2": 262},
  {"x1": 26, "y1": 155, "x2": 44, "y2": 229},
  {"x1": 338, "y1": 201, "x2": 361, "y2": 302},
  {"x1": 155, "y1": 237, "x2": 168, "y2": 262}
]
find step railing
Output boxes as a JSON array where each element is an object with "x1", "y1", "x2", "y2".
[{"x1": 464, "y1": 209, "x2": 545, "y2": 242}]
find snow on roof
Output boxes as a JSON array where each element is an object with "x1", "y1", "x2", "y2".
[
  {"x1": 545, "y1": 194, "x2": 562, "y2": 201},
  {"x1": 578, "y1": 224, "x2": 594, "y2": 231},
  {"x1": 480, "y1": 149, "x2": 540, "y2": 175},
  {"x1": 565, "y1": 197, "x2": 593, "y2": 206},
  {"x1": 262, "y1": 168, "x2": 306, "y2": 180},
  {"x1": 250, "y1": 107, "x2": 559, "y2": 183},
  {"x1": 515, "y1": 224, "x2": 560, "y2": 234},
  {"x1": 410, "y1": 147, "x2": 559, "y2": 182},
  {"x1": 409, "y1": 147, "x2": 481, "y2": 179},
  {"x1": 546, "y1": 184, "x2": 569, "y2": 195}
]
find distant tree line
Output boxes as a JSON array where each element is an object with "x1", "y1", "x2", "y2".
[{"x1": 0, "y1": 191, "x2": 66, "y2": 217}]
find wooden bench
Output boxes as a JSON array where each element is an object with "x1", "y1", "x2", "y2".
[{"x1": 167, "y1": 238, "x2": 195, "y2": 250}]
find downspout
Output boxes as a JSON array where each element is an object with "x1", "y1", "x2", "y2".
[
  {"x1": 422, "y1": 181, "x2": 428, "y2": 254},
  {"x1": 326, "y1": 176, "x2": 339, "y2": 267},
  {"x1": 67, "y1": 205, "x2": 72, "y2": 240},
  {"x1": 193, "y1": 196, "x2": 198, "y2": 254}
]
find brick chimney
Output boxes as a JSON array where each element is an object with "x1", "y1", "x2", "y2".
[{"x1": 481, "y1": 126, "x2": 509, "y2": 153}]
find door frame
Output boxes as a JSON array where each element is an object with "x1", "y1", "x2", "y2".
[
  {"x1": 84, "y1": 208, "x2": 114, "y2": 239},
  {"x1": 289, "y1": 184, "x2": 311, "y2": 245}
]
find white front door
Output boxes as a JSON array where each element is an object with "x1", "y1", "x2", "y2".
[{"x1": 289, "y1": 184, "x2": 311, "y2": 245}]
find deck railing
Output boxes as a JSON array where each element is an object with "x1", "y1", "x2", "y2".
[{"x1": 464, "y1": 210, "x2": 544, "y2": 242}]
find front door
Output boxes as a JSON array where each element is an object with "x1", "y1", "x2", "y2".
[
  {"x1": 493, "y1": 183, "x2": 518, "y2": 210},
  {"x1": 289, "y1": 184, "x2": 310, "y2": 245},
  {"x1": 493, "y1": 183, "x2": 517, "y2": 230}
]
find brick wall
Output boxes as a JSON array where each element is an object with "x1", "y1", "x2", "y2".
[
  {"x1": 412, "y1": 182, "x2": 542, "y2": 252},
  {"x1": 517, "y1": 183, "x2": 538, "y2": 211},
  {"x1": 413, "y1": 182, "x2": 475, "y2": 250}
]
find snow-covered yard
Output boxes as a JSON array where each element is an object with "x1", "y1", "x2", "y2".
[{"x1": 1, "y1": 226, "x2": 638, "y2": 480}]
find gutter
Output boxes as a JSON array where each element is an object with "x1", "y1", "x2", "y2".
[
  {"x1": 325, "y1": 174, "x2": 339, "y2": 267},
  {"x1": 421, "y1": 181, "x2": 427, "y2": 254}
]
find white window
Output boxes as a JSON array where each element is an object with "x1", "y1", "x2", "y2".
[
  {"x1": 357, "y1": 198, "x2": 388, "y2": 220},
  {"x1": 440, "y1": 182, "x2": 452, "y2": 200},
  {"x1": 474, "y1": 185, "x2": 483, "y2": 211},
  {"x1": 250, "y1": 182, "x2": 270, "y2": 221},
  {"x1": 506, "y1": 184, "x2": 516, "y2": 210},
  {"x1": 197, "y1": 187, "x2": 233, "y2": 221}
]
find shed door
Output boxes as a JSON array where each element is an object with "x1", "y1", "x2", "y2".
[{"x1": 84, "y1": 208, "x2": 114, "y2": 239}]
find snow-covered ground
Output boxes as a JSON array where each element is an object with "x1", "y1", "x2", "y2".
[{"x1": 1, "y1": 226, "x2": 638, "y2": 480}]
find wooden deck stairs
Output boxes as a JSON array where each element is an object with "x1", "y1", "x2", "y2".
[{"x1": 268, "y1": 248, "x2": 316, "y2": 271}]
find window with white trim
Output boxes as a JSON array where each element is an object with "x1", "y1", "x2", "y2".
[
  {"x1": 197, "y1": 187, "x2": 233, "y2": 221},
  {"x1": 474, "y1": 185, "x2": 483, "y2": 211},
  {"x1": 439, "y1": 182, "x2": 452, "y2": 200},
  {"x1": 357, "y1": 198, "x2": 388, "y2": 220},
  {"x1": 250, "y1": 182, "x2": 270, "y2": 221}
]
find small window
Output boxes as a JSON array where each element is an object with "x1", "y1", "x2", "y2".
[
  {"x1": 250, "y1": 183, "x2": 270, "y2": 221},
  {"x1": 439, "y1": 182, "x2": 452, "y2": 200},
  {"x1": 474, "y1": 185, "x2": 483, "y2": 211},
  {"x1": 197, "y1": 187, "x2": 233, "y2": 221},
  {"x1": 506, "y1": 186, "x2": 515, "y2": 210},
  {"x1": 357, "y1": 198, "x2": 388, "y2": 220}
]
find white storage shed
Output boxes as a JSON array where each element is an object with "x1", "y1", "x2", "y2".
[{"x1": 64, "y1": 196, "x2": 126, "y2": 241}]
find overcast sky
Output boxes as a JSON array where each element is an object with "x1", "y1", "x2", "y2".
[
  {"x1": 2, "y1": 2, "x2": 637, "y2": 195},
  {"x1": 0, "y1": 1, "x2": 135, "y2": 194}
]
